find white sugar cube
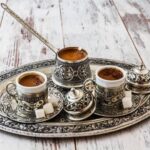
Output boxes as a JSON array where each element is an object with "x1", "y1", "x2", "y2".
[
  {"x1": 92, "y1": 90, "x2": 96, "y2": 96},
  {"x1": 43, "y1": 102, "x2": 54, "y2": 115},
  {"x1": 35, "y1": 109, "x2": 45, "y2": 118},
  {"x1": 48, "y1": 95, "x2": 59, "y2": 107},
  {"x1": 125, "y1": 91, "x2": 132, "y2": 98},
  {"x1": 122, "y1": 97, "x2": 133, "y2": 109},
  {"x1": 11, "y1": 100, "x2": 17, "y2": 110}
]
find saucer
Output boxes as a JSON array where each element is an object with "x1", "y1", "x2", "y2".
[
  {"x1": 0, "y1": 87, "x2": 63, "y2": 123},
  {"x1": 94, "y1": 94, "x2": 147, "y2": 117},
  {"x1": 126, "y1": 84, "x2": 150, "y2": 94}
]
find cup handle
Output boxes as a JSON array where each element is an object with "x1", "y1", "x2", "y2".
[
  {"x1": 6, "y1": 83, "x2": 17, "y2": 97},
  {"x1": 83, "y1": 78, "x2": 95, "y2": 92}
]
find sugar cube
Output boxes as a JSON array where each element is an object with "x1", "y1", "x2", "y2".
[
  {"x1": 122, "y1": 97, "x2": 133, "y2": 109},
  {"x1": 48, "y1": 95, "x2": 59, "y2": 107},
  {"x1": 125, "y1": 91, "x2": 132, "y2": 98},
  {"x1": 35, "y1": 109, "x2": 45, "y2": 118},
  {"x1": 43, "y1": 102, "x2": 54, "y2": 115},
  {"x1": 11, "y1": 100, "x2": 17, "y2": 110}
]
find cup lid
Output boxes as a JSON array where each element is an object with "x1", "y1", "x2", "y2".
[
  {"x1": 126, "y1": 65, "x2": 150, "y2": 87},
  {"x1": 64, "y1": 88, "x2": 94, "y2": 115},
  {"x1": 66, "y1": 88, "x2": 84, "y2": 102}
]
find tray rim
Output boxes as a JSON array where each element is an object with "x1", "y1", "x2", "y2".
[
  {"x1": 0, "y1": 112, "x2": 149, "y2": 138},
  {"x1": 0, "y1": 58, "x2": 149, "y2": 138}
]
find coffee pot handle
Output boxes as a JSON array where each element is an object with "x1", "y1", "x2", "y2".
[
  {"x1": 83, "y1": 78, "x2": 95, "y2": 92},
  {"x1": 6, "y1": 83, "x2": 17, "y2": 97}
]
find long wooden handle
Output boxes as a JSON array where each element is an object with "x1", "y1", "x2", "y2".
[{"x1": 1, "y1": 3, "x2": 58, "y2": 54}]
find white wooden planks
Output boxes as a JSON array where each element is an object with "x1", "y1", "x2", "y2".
[
  {"x1": 0, "y1": 0, "x2": 150, "y2": 150},
  {"x1": 76, "y1": 119, "x2": 150, "y2": 150},
  {"x1": 0, "y1": 0, "x2": 75, "y2": 150},
  {"x1": 0, "y1": 0, "x2": 63, "y2": 72},
  {"x1": 59, "y1": 0, "x2": 148, "y2": 149},
  {"x1": 0, "y1": 132, "x2": 36, "y2": 150},
  {"x1": 59, "y1": 0, "x2": 141, "y2": 64},
  {"x1": 113, "y1": 0, "x2": 150, "y2": 68}
]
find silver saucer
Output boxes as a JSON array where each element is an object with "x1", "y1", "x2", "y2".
[
  {"x1": 0, "y1": 87, "x2": 63, "y2": 123},
  {"x1": 126, "y1": 84, "x2": 150, "y2": 94},
  {"x1": 94, "y1": 93, "x2": 147, "y2": 117}
]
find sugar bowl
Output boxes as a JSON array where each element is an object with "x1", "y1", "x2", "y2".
[
  {"x1": 126, "y1": 64, "x2": 150, "y2": 94},
  {"x1": 63, "y1": 87, "x2": 96, "y2": 121}
]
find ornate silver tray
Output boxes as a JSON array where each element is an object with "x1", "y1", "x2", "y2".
[{"x1": 0, "y1": 58, "x2": 149, "y2": 138}]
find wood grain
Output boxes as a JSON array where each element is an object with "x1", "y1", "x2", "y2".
[
  {"x1": 0, "y1": 0, "x2": 75, "y2": 149},
  {"x1": 0, "y1": 131, "x2": 36, "y2": 150},
  {"x1": 0, "y1": 0, "x2": 63, "y2": 72},
  {"x1": 0, "y1": 0, "x2": 149, "y2": 150},
  {"x1": 113, "y1": 0, "x2": 150, "y2": 68},
  {"x1": 76, "y1": 119, "x2": 150, "y2": 150},
  {"x1": 0, "y1": 0, "x2": 7, "y2": 27},
  {"x1": 59, "y1": 0, "x2": 141, "y2": 64},
  {"x1": 59, "y1": 0, "x2": 149, "y2": 149}
]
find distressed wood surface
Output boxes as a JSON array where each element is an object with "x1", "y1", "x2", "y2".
[
  {"x1": 0, "y1": 0, "x2": 75, "y2": 149},
  {"x1": 0, "y1": 0, "x2": 63, "y2": 72},
  {"x1": 59, "y1": 0, "x2": 149, "y2": 150},
  {"x1": 0, "y1": 0, "x2": 6, "y2": 27},
  {"x1": 113, "y1": 0, "x2": 150, "y2": 68},
  {"x1": 0, "y1": 0, "x2": 149, "y2": 150},
  {"x1": 59, "y1": 0, "x2": 140, "y2": 64}
]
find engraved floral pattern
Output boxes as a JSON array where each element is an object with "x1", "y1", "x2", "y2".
[
  {"x1": 63, "y1": 91, "x2": 94, "y2": 112},
  {"x1": 77, "y1": 64, "x2": 91, "y2": 79},
  {"x1": 54, "y1": 61, "x2": 91, "y2": 83},
  {"x1": 127, "y1": 69, "x2": 150, "y2": 84},
  {"x1": 0, "y1": 59, "x2": 149, "y2": 138},
  {"x1": 0, "y1": 87, "x2": 63, "y2": 123},
  {"x1": 54, "y1": 65, "x2": 74, "y2": 81}
]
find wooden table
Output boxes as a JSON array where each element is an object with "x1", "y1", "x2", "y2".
[{"x1": 0, "y1": 0, "x2": 150, "y2": 149}]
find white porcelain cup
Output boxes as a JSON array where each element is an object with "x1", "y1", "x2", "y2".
[
  {"x1": 95, "y1": 65, "x2": 126, "y2": 104},
  {"x1": 6, "y1": 71, "x2": 48, "y2": 117},
  {"x1": 16, "y1": 71, "x2": 47, "y2": 95},
  {"x1": 95, "y1": 65, "x2": 126, "y2": 88}
]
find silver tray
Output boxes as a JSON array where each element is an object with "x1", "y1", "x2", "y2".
[{"x1": 0, "y1": 58, "x2": 149, "y2": 138}]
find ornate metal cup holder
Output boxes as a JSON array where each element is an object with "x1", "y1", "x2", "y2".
[
  {"x1": 95, "y1": 93, "x2": 146, "y2": 117},
  {"x1": 0, "y1": 87, "x2": 63, "y2": 123},
  {"x1": 0, "y1": 58, "x2": 149, "y2": 138}
]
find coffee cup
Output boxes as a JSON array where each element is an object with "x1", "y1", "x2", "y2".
[
  {"x1": 96, "y1": 65, "x2": 126, "y2": 104},
  {"x1": 84, "y1": 65, "x2": 126, "y2": 106},
  {"x1": 6, "y1": 71, "x2": 48, "y2": 117}
]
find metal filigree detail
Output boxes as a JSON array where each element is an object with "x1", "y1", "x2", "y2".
[
  {"x1": 0, "y1": 58, "x2": 149, "y2": 138},
  {"x1": 78, "y1": 64, "x2": 90, "y2": 79},
  {"x1": 96, "y1": 85, "x2": 125, "y2": 105},
  {"x1": 54, "y1": 64, "x2": 91, "y2": 81},
  {"x1": 64, "y1": 92, "x2": 93, "y2": 112},
  {"x1": 0, "y1": 95, "x2": 149, "y2": 137},
  {"x1": 0, "y1": 87, "x2": 63, "y2": 123},
  {"x1": 95, "y1": 94, "x2": 145, "y2": 117},
  {"x1": 54, "y1": 65, "x2": 74, "y2": 81},
  {"x1": 127, "y1": 70, "x2": 150, "y2": 84}
]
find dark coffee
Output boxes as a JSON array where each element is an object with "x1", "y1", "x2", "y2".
[
  {"x1": 58, "y1": 49, "x2": 87, "y2": 61},
  {"x1": 98, "y1": 68, "x2": 123, "y2": 80},
  {"x1": 19, "y1": 74, "x2": 44, "y2": 87}
]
